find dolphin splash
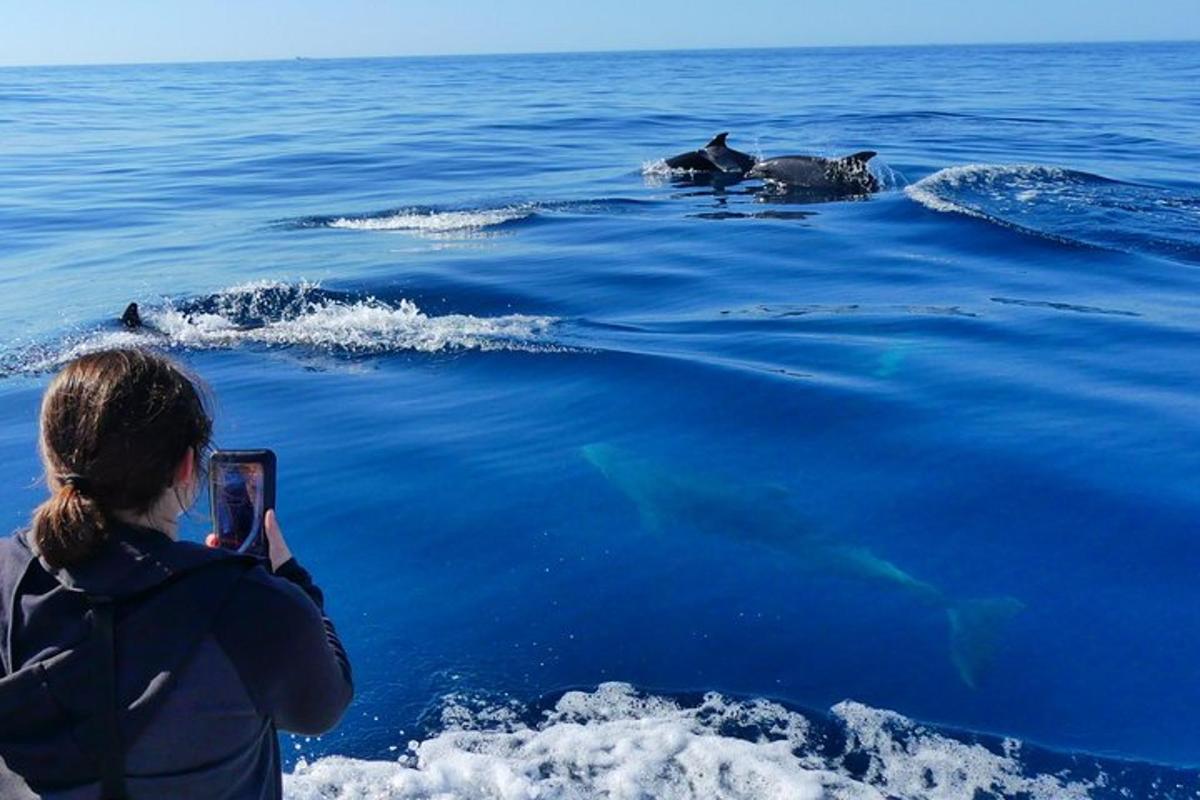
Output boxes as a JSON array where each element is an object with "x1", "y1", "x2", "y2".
[{"x1": 581, "y1": 443, "x2": 1023, "y2": 689}]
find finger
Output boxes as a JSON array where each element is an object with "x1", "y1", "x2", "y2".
[
  {"x1": 265, "y1": 509, "x2": 282, "y2": 541},
  {"x1": 205, "y1": 533, "x2": 220, "y2": 548},
  {"x1": 262, "y1": 509, "x2": 293, "y2": 570}
]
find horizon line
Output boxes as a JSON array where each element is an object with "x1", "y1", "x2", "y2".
[{"x1": 2, "y1": 36, "x2": 1197, "y2": 70}]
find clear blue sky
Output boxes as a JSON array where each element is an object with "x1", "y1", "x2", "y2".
[{"x1": 4, "y1": 0, "x2": 1198, "y2": 67}]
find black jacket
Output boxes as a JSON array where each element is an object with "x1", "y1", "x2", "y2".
[{"x1": 0, "y1": 523, "x2": 353, "y2": 799}]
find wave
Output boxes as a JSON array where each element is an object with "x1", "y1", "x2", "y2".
[
  {"x1": 283, "y1": 682, "x2": 1195, "y2": 799},
  {"x1": 292, "y1": 205, "x2": 536, "y2": 234},
  {"x1": 835, "y1": 110, "x2": 1053, "y2": 125},
  {"x1": 0, "y1": 282, "x2": 563, "y2": 376},
  {"x1": 721, "y1": 302, "x2": 980, "y2": 319},
  {"x1": 328, "y1": 206, "x2": 534, "y2": 233},
  {"x1": 290, "y1": 198, "x2": 656, "y2": 235},
  {"x1": 906, "y1": 164, "x2": 1200, "y2": 264}
]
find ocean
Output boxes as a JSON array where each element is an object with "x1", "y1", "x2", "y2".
[{"x1": 2, "y1": 41, "x2": 1199, "y2": 798}]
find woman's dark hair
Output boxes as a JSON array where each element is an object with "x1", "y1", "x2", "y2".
[{"x1": 32, "y1": 348, "x2": 212, "y2": 567}]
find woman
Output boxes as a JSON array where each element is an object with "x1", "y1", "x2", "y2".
[{"x1": 0, "y1": 349, "x2": 352, "y2": 799}]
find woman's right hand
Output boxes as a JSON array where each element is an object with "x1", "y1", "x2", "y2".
[{"x1": 205, "y1": 509, "x2": 293, "y2": 572}]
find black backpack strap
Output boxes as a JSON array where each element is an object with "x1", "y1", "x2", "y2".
[
  {"x1": 89, "y1": 596, "x2": 126, "y2": 800},
  {"x1": 0, "y1": 535, "x2": 37, "y2": 677}
]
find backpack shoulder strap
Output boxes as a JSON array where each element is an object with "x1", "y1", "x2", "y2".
[
  {"x1": 0, "y1": 534, "x2": 36, "y2": 677},
  {"x1": 88, "y1": 596, "x2": 124, "y2": 800}
]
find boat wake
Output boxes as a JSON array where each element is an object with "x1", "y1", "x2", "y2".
[
  {"x1": 906, "y1": 164, "x2": 1200, "y2": 264},
  {"x1": 0, "y1": 281, "x2": 563, "y2": 376},
  {"x1": 284, "y1": 682, "x2": 1196, "y2": 800}
]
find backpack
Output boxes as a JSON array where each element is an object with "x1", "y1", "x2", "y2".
[{"x1": 0, "y1": 538, "x2": 254, "y2": 799}]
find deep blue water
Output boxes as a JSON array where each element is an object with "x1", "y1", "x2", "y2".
[{"x1": 2, "y1": 42, "x2": 1200, "y2": 792}]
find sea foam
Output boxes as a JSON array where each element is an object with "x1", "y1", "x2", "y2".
[
  {"x1": 326, "y1": 206, "x2": 535, "y2": 234},
  {"x1": 283, "y1": 683, "x2": 1107, "y2": 800},
  {"x1": 0, "y1": 281, "x2": 562, "y2": 376},
  {"x1": 142, "y1": 282, "x2": 557, "y2": 354},
  {"x1": 904, "y1": 164, "x2": 1079, "y2": 219}
]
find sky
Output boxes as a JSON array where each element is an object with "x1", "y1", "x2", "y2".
[{"x1": 3, "y1": 0, "x2": 1198, "y2": 67}]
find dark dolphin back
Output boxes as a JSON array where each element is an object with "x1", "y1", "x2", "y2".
[
  {"x1": 665, "y1": 132, "x2": 756, "y2": 175},
  {"x1": 749, "y1": 156, "x2": 827, "y2": 184},
  {"x1": 707, "y1": 147, "x2": 756, "y2": 174},
  {"x1": 749, "y1": 151, "x2": 879, "y2": 193},
  {"x1": 665, "y1": 149, "x2": 719, "y2": 171},
  {"x1": 704, "y1": 132, "x2": 755, "y2": 173},
  {"x1": 664, "y1": 132, "x2": 730, "y2": 171}
]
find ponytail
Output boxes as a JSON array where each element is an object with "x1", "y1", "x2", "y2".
[
  {"x1": 31, "y1": 348, "x2": 213, "y2": 569},
  {"x1": 32, "y1": 479, "x2": 109, "y2": 568}
]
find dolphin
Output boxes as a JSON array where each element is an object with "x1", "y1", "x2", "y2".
[
  {"x1": 581, "y1": 443, "x2": 1023, "y2": 689},
  {"x1": 748, "y1": 151, "x2": 880, "y2": 194},
  {"x1": 665, "y1": 133, "x2": 758, "y2": 175}
]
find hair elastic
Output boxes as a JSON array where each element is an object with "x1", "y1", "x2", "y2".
[{"x1": 59, "y1": 473, "x2": 92, "y2": 494}]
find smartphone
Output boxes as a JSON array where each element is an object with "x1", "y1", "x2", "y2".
[{"x1": 209, "y1": 450, "x2": 276, "y2": 558}]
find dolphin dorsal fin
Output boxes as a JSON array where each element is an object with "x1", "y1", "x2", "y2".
[
  {"x1": 705, "y1": 132, "x2": 729, "y2": 149},
  {"x1": 121, "y1": 302, "x2": 142, "y2": 329},
  {"x1": 843, "y1": 151, "x2": 877, "y2": 164}
]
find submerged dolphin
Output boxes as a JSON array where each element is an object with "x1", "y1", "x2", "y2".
[
  {"x1": 665, "y1": 132, "x2": 758, "y2": 175},
  {"x1": 581, "y1": 443, "x2": 1023, "y2": 688},
  {"x1": 748, "y1": 151, "x2": 879, "y2": 193}
]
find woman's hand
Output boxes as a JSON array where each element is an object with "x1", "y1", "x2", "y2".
[
  {"x1": 262, "y1": 509, "x2": 293, "y2": 572},
  {"x1": 204, "y1": 509, "x2": 294, "y2": 572}
]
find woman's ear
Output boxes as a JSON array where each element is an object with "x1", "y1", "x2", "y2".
[{"x1": 175, "y1": 447, "x2": 196, "y2": 487}]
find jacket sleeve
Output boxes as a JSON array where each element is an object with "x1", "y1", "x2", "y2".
[{"x1": 213, "y1": 558, "x2": 353, "y2": 735}]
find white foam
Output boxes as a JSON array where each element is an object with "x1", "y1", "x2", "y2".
[
  {"x1": 327, "y1": 206, "x2": 533, "y2": 233},
  {"x1": 833, "y1": 701, "x2": 1095, "y2": 800},
  {"x1": 640, "y1": 158, "x2": 704, "y2": 187},
  {"x1": 640, "y1": 158, "x2": 675, "y2": 177},
  {"x1": 904, "y1": 164, "x2": 991, "y2": 217},
  {"x1": 4, "y1": 281, "x2": 561, "y2": 375},
  {"x1": 147, "y1": 299, "x2": 555, "y2": 354},
  {"x1": 907, "y1": 164, "x2": 1200, "y2": 264},
  {"x1": 282, "y1": 683, "x2": 1102, "y2": 800},
  {"x1": 904, "y1": 164, "x2": 1074, "y2": 218}
]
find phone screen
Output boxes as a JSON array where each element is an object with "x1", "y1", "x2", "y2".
[{"x1": 210, "y1": 450, "x2": 275, "y2": 557}]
